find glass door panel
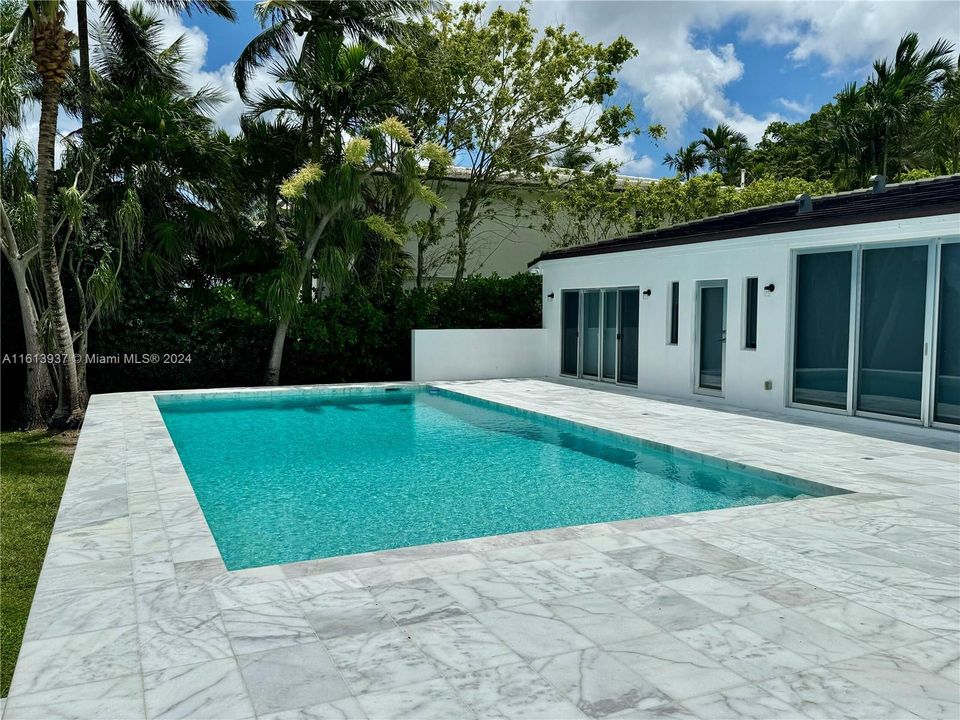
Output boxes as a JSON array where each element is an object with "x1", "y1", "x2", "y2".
[
  {"x1": 935, "y1": 243, "x2": 960, "y2": 424},
  {"x1": 857, "y1": 245, "x2": 928, "y2": 419},
  {"x1": 581, "y1": 291, "x2": 601, "y2": 379},
  {"x1": 698, "y1": 284, "x2": 725, "y2": 392},
  {"x1": 618, "y1": 289, "x2": 639, "y2": 385},
  {"x1": 793, "y1": 251, "x2": 852, "y2": 408},
  {"x1": 601, "y1": 290, "x2": 618, "y2": 381},
  {"x1": 561, "y1": 291, "x2": 579, "y2": 376}
]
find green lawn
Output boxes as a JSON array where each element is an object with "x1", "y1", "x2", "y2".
[{"x1": 1, "y1": 431, "x2": 75, "y2": 698}]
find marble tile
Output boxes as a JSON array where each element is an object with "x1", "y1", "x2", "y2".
[
  {"x1": 257, "y1": 697, "x2": 368, "y2": 720},
  {"x1": 847, "y1": 586, "x2": 960, "y2": 635},
  {"x1": 416, "y1": 553, "x2": 488, "y2": 576},
  {"x1": 356, "y1": 678, "x2": 475, "y2": 720},
  {"x1": 604, "y1": 546, "x2": 708, "y2": 582},
  {"x1": 675, "y1": 621, "x2": 816, "y2": 682},
  {"x1": 325, "y1": 626, "x2": 440, "y2": 694},
  {"x1": 544, "y1": 592, "x2": 659, "y2": 646},
  {"x1": 133, "y1": 552, "x2": 177, "y2": 585},
  {"x1": 721, "y1": 565, "x2": 838, "y2": 607},
  {"x1": 682, "y1": 684, "x2": 808, "y2": 720},
  {"x1": 407, "y1": 615, "x2": 522, "y2": 672},
  {"x1": 579, "y1": 532, "x2": 647, "y2": 553},
  {"x1": 369, "y1": 577, "x2": 467, "y2": 625},
  {"x1": 475, "y1": 602, "x2": 594, "y2": 660},
  {"x1": 23, "y1": 585, "x2": 136, "y2": 641},
  {"x1": 603, "y1": 632, "x2": 743, "y2": 701},
  {"x1": 221, "y1": 600, "x2": 317, "y2": 655},
  {"x1": 143, "y1": 658, "x2": 254, "y2": 720},
  {"x1": 653, "y1": 540, "x2": 754, "y2": 573},
  {"x1": 448, "y1": 661, "x2": 585, "y2": 719},
  {"x1": 34, "y1": 557, "x2": 132, "y2": 595},
  {"x1": 3, "y1": 675, "x2": 144, "y2": 720},
  {"x1": 135, "y1": 581, "x2": 219, "y2": 622},
  {"x1": 547, "y1": 553, "x2": 651, "y2": 591},
  {"x1": 43, "y1": 517, "x2": 132, "y2": 566},
  {"x1": 663, "y1": 575, "x2": 781, "y2": 618},
  {"x1": 493, "y1": 560, "x2": 593, "y2": 601},
  {"x1": 11, "y1": 625, "x2": 139, "y2": 695},
  {"x1": 433, "y1": 568, "x2": 532, "y2": 612},
  {"x1": 793, "y1": 598, "x2": 936, "y2": 650},
  {"x1": 532, "y1": 647, "x2": 674, "y2": 717},
  {"x1": 237, "y1": 642, "x2": 350, "y2": 715},
  {"x1": 355, "y1": 562, "x2": 427, "y2": 587},
  {"x1": 829, "y1": 650, "x2": 960, "y2": 719},
  {"x1": 760, "y1": 667, "x2": 920, "y2": 719},
  {"x1": 214, "y1": 580, "x2": 296, "y2": 610},
  {"x1": 735, "y1": 608, "x2": 870, "y2": 665},
  {"x1": 607, "y1": 582, "x2": 726, "y2": 631},
  {"x1": 299, "y1": 589, "x2": 395, "y2": 640},
  {"x1": 139, "y1": 612, "x2": 233, "y2": 672},
  {"x1": 285, "y1": 571, "x2": 363, "y2": 599}
]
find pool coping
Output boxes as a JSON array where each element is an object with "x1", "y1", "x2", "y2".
[{"x1": 6, "y1": 379, "x2": 958, "y2": 719}]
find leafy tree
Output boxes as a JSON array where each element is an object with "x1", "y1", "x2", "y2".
[
  {"x1": 263, "y1": 119, "x2": 447, "y2": 384},
  {"x1": 539, "y1": 162, "x2": 644, "y2": 248},
  {"x1": 553, "y1": 147, "x2": 595, "y2": 171},
  {"x1": 632, "y1": 174, "x2": 834, "y2": 232},
  {"x1": 662, "y1": 141, "x2": 706, "y2": 180},
  {"x1": 388, "y1": 1, "x2": 638, "y2": 285}
]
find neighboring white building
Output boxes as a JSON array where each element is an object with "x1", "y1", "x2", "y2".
[
  {"x1": 413, "y1": 175, "x2": 960, "y2": 430},
  {"x1": 404, "y1": 166, "x2": 651, "y2": 282},
  {"x1": 530, "y1": 175, "x2": 959, "y2": 429}
]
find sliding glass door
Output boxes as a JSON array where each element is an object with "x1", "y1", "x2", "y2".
[
  {"x1": 618, "y1": 289, "x2": 640, "y2": 385},
  {"x1": 935, "y1": 243, "x2": 960, "y2": 425},
  {"x1": 792, "y1": 240, "x2": 958, "y2": 426},
  {"x1": 793, "y1": 251, "x2": 853, "y2": 408},
  {"x1": 559, "y1": 287, "x2": 640, "y2": 384},
  {"x1": 561, "y1": 291, "x2": 579, "y2": 376},
  {"x1": 857, "y1": 245, "x2": 928, "y2": 419},
  {"x1": 581, "y1": 291, "x2": 601, "y2": 379}
]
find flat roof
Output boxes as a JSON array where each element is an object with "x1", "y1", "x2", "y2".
[{"x1": 530, "y1": 174, "x2": 960, "y2": 266}]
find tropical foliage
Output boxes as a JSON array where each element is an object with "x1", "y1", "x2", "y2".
[{"x1": 0, "y1": 0, "x2": 956, "y2": 428}]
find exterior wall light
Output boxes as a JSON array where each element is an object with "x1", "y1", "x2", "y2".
[
  {"x1": 547, "y1": 292, "x2": 555, "y2": 300},
  {"x1": 642, "y1": 289, "x2": 652, "y2": 296},
  {"x1": 763, "y1": 283, "x2": 775, "y2": 294}
]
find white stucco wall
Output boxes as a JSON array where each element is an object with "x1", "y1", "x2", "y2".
[
  {"x1": 536, "y1": 213, "x2": 960, "y2": 417},
  {"x1": 411, "y1": 329, "x2": 548, "y2": 381}
]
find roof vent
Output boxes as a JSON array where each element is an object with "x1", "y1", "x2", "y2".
[
  {"x1": 795, "y1": 193, "x2": 813, "y2": 215},
  {"x1": 870, "y1": 174, "x2": 886, "y2": 193}
]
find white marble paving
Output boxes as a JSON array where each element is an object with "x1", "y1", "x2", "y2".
[{"x1": 5, "y1": 378, "x2": 959, "y2": 719}]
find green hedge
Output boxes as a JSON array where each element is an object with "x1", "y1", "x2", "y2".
[{"x1": 86, "y1": 273, "x2": 541, "y2": 394}]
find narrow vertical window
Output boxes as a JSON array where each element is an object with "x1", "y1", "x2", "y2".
[
  {"x1": 668, "y1": 281, "x2": 679, "y2": 345},
  {"x1": 744, "y1": 277, "x2": 758, "y2": 349}
]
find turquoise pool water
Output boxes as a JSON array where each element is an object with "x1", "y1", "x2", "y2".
[{"x1": 157, "y1": 388, "x2": 841, "y2": 569}]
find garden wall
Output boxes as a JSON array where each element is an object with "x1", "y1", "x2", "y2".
[{"x1": 411, "y1": 329, "x2": 548, "y2": 381}]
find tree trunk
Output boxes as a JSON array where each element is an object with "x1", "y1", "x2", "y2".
[
  {"x1": 263, "y1": 313, "x2": 291, "y2": 386},
  {"x1": 5, "y1": 256, "x2": 56, "y2": 427},
  {"x1": 76, "y1": 0, "x2": 92, "y2": 132},
  {"x1": 36, "y1": 78, "x2": 83, "y2": 427}
]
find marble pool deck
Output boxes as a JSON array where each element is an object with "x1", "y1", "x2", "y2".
[{"x1": 4, "y1": 378, "x2": 959, "y2": 720}]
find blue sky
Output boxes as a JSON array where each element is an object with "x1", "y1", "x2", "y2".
[{"x1": 23, "y1": 1, "x2": 960, "y2": 178}]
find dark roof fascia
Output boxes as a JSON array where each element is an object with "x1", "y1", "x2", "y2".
[{"x1": 529, "y1": 176, "x2": 960, "y2": 266}]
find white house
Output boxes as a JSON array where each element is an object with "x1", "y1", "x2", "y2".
[{"x1": 414, "y1": 175, "x2": 960, "y2": 430}]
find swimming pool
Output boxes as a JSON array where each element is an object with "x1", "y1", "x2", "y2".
[{"x1": 157, "y1": 387, "x2": 844, "y2": 569}]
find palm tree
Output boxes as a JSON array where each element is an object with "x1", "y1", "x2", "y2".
[
  {"x1": 235, "y1": 0, "x2": 430, "y2": 100},
  {"x1": 865, "y1": 32, "x2": 954, "y2": 177},
  {"x1": 553, "y1": 147, "x2": 594, "y2": 171},
  {"x1": 74, "y1": 0, "x2": 236, "y2": 133},
  {"x1": 7, "y1": 0, "x2": 84, "y2": 425},
  {"x1": 662, "y1": 142, "x2": 706, "y2": 180},
  {"x1": 699, "y1": 123, "x2": 748, "y2": 181}
]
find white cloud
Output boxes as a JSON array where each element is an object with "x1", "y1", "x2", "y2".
[{"x1": 776, "y1": 97, "x2": 814, "y2": 116}]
